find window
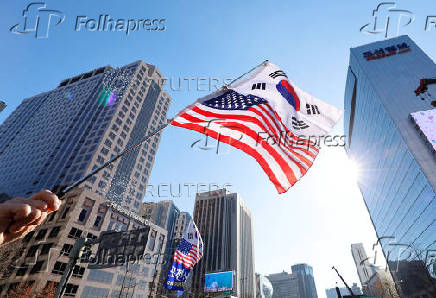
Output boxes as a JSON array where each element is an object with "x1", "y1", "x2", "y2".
[
  {"x1": 26, "y1": 245, "x2": 39, "y2": 257},
  {"x1": 16, "y1": 264, "x2": 28, "y2": 276},
  {"x1": 23, "y1": 230, "x2": 35, "y2": 242},
  {"x1": 35, "y1": 229, "x2": 47, "y2": 240},
  {"x1": 82, "y1": 286, "x2": 109, "y2": 297},
  {"x1": 65, "y1": 283, "x2": 78, "y2": 296},
  {"x1": 148, "y1": 230, "x2": 156, "y2": 251},
  {"x1": 52, "y1": 261, "x2": 67, "y2": 275},
  {"x1": 87, "y1": 269, "x2": 114, "y2": 283},
  {"x1": 100, "y1": 148, "x2": 109, "y2": 155},
  {"x1": 78, "y1": 208, "x2": 88, "y2": 222},
  {"x1": 47, "y1": 211, "x2": 57, "y2": 222},
  {"x1": 68, "y1": 227, "x2": 82, "y2": 239},
  {"x1": 93, "y1": 215, "x2": 103, "y2": 228},
  {"x1": 157, "y1": 235, "x2": 165, "y2": 252},
  {"x1": 30, "y1": 261, "x2": 44, "y2": 274},
  {"x1": 72, "y1": 265, "x2": 85, "y2": 278},
  {"x1": 102, "y1": 171, "x2": 110, "y2": 180},
  {"x1": 104, "y1": 139, "x2": 112, "y2": 147},
  {"x1": 60, "y1": 244, "x2": 73, "y2": 256},
  {"x1": 48, "y1": 226, "x2": 61, "y2": 238},
  {"x1": 40, "y1": 243, "x2": 53, "y2": 255},
  {"x1": 97, "y1": 156, "x2": 105, "y2": 164}
]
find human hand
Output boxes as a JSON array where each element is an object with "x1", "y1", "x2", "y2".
[{"x1": 0, "y1": 190, "x2": 61, "y2": 246}]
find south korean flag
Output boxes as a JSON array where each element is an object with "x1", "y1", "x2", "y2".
[{"x1": 230, "y1": 61, "x2": 343, "y2": 137}]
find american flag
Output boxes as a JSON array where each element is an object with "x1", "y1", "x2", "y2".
[
  {"x1": 174, "y1": 238, "x2": 202, "y2": 270},
  {"x1": 172, "y1": 90, "x2": 320, "y2": 193},
  {"x1": 172, "y1": 62, "x2": 342, "y2": 193},
  {"x1": 173, "y1": 219, "x2": 203, "y2": 270}
]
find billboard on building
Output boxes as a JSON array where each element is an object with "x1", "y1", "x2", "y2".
[
  {"x1": 204, "y1": 271, "x2": 234, "y2": 293},
  {"x1": 410, "y1": 109, "x2": 436, "y2": 152},
  {"x1": 88, "y1": 227, "x2": 150, "y2": 269}
]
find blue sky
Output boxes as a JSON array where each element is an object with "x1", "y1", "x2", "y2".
[{"x1": 1, "y1": 0, "x2": 436, "y2": 295}]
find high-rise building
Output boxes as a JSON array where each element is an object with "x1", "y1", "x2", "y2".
[
  {"x1": 173, "y1": 211, "x2": 192, "y2": 239},
  {"x1": 0, "y1": 61, "x2": 171, "y2": 212},
  {"x1": 0, "y1": 187, "x2": 168, "y2": 297},
  {"x1": 350, "y1": 243, "x2": 377, "y2": 293},
  {"x1": 0, "y1": 100, "x2": 6, "y2": 113},
  {"x1": 191, "y1": 189, "x2": 256, "y2": 298},
  {"x1": 141, "y1": 200, "x2": 180, "y2": 234},
  {"x1": 291, "y1": 263, "x2": 318, "y2": 298},
  {"x1": 344, "y1": 35, "x2": 436, "y2": 297},
  {"x1": 268, "y1": 271, "x2": 301, "y2": 298}
]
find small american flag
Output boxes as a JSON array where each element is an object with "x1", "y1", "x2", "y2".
[
  {"x1": 172, "y1": 61, "x2": 342, "y2": 193},
  {"x1": 173, "y1": 220, "x2": 203, "y2": 270}
]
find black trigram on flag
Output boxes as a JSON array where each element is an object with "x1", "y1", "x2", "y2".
[
  {"x1": 306, "y1": 104, "x2": 320, "y2": 115},
  {"x1": 291, "y1": 117, "x2": 310, "y2": 130},
  {"x1": 269, "y1": 70, "x2": 287, "y2": 79},
  {"x1": 252, "y1": 82, "x2": 266, "y2": 90}
]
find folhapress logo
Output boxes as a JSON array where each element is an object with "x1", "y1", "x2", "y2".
[
  {"x1": 10, "y1": 2, "x2": 65, "y2": 39},
  {"x1": 360, "y1": 2, "x2": 414, "y2": 38}
]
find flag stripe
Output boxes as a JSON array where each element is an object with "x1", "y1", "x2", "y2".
[
  {"x1": 248, "y1": 106, "x2": 317, "y2": 165},
  {"x1": 178, "y1": 110, "x2": 302, "y2": 182},
  {"x1": 260, "y1": 103, "x2": 319, "y2": 155},
  {"x1": 193, "y1": 103, "x2": 317, "y2": 151},
  {"x1": 184, "y1": 107, "x2": 313, "y2": 175},
  {"x1": 172, "y1": 118, "x2": 291, "y2": 192}
]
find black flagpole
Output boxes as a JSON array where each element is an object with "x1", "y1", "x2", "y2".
[
  {"x1": 332, "y1": 266, "x2": 356, "y2": 297},
  {"x1": 56, "y1": 119, "x2": 172, "y2": 198}
]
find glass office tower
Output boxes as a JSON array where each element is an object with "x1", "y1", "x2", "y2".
[
  {"x1": 344, "y1": 35, "x2": 436, "y2": 297},
  {"x1": 291, "y1": 264, "x2": 318, "y2": 298}
]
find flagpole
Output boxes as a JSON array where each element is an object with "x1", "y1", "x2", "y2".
[
  {"x1": 225, "y1": 59, "x2": 269, "y2": 88},
  {"x1": 57, "y1": 118, "x2": 172, "y2": 198}
]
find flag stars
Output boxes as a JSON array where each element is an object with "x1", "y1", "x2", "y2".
[{"x1": 203, "y1": 90, "x2": 267, "y2": 111}]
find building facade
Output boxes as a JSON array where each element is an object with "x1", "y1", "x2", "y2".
[
  {"x1": 0, "y1": 187, "x2": 168, "y2": 297},
  {"x1": 268, "y1": 271, "x2": 300, "y2": 298},
  {"x1": 191, "y1": 189, "x2": 256, "y2": 298},
  {"x1": 0, "y1": 100, "x2": 6, "y2": 113},
  {"x1": 0, "y1": 61, "x2": 171, "y2": 212},
  {"x1": 291, "y1": 263, "x2": 318, "y2": 298},
  {"x1": 350, "y1": 243, "x2": 377, "y2": 294},
  {"x1": 173, "y1": 212, "x2": 192, "y2": 240},
  {"x1": 344, "y1": 35, "x2": 436, "y2": 297}
]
